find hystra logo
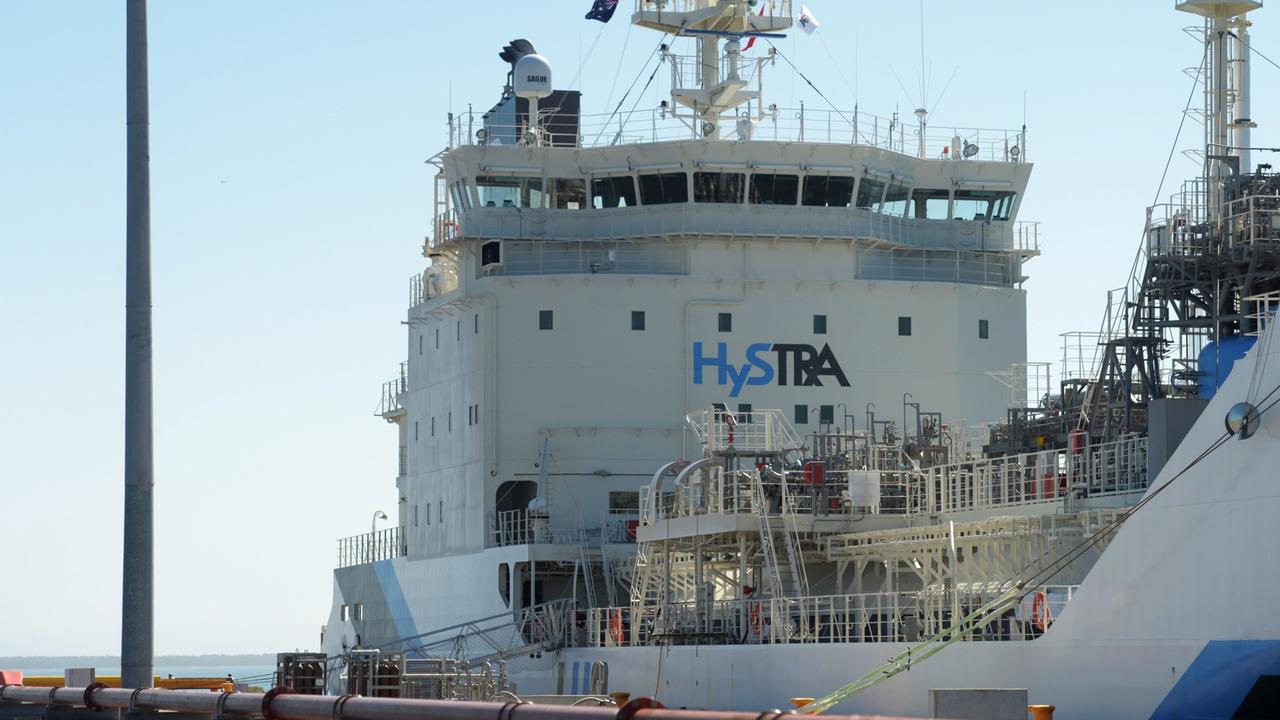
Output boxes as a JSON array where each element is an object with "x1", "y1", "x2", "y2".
[{"x1": 692, "y1": 342, "x2": 850, "y2": 398}]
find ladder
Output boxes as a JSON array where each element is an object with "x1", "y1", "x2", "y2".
[
  {"x1": 751, "y1": 473, "x2": 786, "y2": 598},
  {"x1": 578, "y1": 530, "x2": 598, "y2": 609},
  {"x1": 599, "y1": 521, "x2": 619, "y2": 607},
  {"x1": 777, "y1": 477, "x2": 810, "y2": 597}
]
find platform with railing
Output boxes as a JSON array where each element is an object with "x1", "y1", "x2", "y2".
[
  {"x1": 337, "y1": 526, "x2": 406, "y2": 568},
  {"x1": 583, "y1": 585, "x2": 1073, "y2": 647},
  {"x1": 449, "y1": 102, "x2": 1026, "y2": 162},
  {"x1": 490, "y1": 509, "x2": 639, "y2": 548}
]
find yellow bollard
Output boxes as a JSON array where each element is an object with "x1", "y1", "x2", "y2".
[
  {"x1": 1028, "y1": 704, "x2": 1055, "y2": 720},
  {"x1": 790, "y1": 698, "x2": 815, "y2": 710}
]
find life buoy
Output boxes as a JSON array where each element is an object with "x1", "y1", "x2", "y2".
[
  {"x1": 750, "y1": 601, "x2": 762, "y2": 635},
  {"x1": 1031, "y1": 591, "x2": 1052, "y2": 632},
  {"x1": 609, "y1": 608, "x2": 624, "y2": 645}
]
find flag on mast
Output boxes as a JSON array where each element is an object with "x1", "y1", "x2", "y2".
[
  {"x1": 797, "y1": 4, "x2": 820, "y2": 34},
  {"x1": 585, "y1": 0, "x2": 619, "y2": 23},
  {"x1": 743, "y1": 2, "x2": 767, "y2": 51}
]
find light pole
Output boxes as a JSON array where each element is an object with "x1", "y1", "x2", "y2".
[{"x1": 369, "y1": 510, "x2": 388, "y2": 563}]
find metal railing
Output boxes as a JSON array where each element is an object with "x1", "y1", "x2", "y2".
[
  {"x1": 376, "y1": 362, "x2": 408, "y2": 417},
  {"x1": 336, "y1": 526, "x2": 406, "y2": 568},
  {"x1": 435, "y1": 204, "x2": 1038, "y2": 258},
  {"x1": 451, "y1": 104, "x2": 1025, "y2": 162},
  {"x1": 686, "y1": 407, "x2": 803, "y2": 454},
  {"x1": 410, "y1": 265, "x2": 460, "y2": 309},
  {"x1": 586, "y1": 586, "x2": 1074, "y2": 647},
  {"x1": 908, "y1": 435, "x2": 1148, "y2": 516}
]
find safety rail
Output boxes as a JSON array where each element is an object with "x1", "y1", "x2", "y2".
[
  {"x1": 336, "y1": 526, "x2": 406, "y2": 568},
  {"x1": 908, "y1": 435, "x2": 1148, "y2": 516},
  {"x1": 686, "y1": 407, "x2": 803, "y2": 454},
  {"x1": 410, "y1": 265, "x2": 460, "y2": 309},
  {"x1": 376, "y1": 362, "x2": 408, "y2": 417},
  {"x1": 588, "y1": 586, "x2": 1074, "y2": 647},
  {"x1": 489, "y1": 510, "x2": 637, "y2": 547},
  {"x1": 432, "y1": 204, "x2": 1039, "y2": 260},
  {"x1": 448, "y1": 105, "x2": 1026, "y2": 163}
]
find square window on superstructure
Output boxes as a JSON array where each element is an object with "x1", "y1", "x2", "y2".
[
  {"x1": 911, "y1": 188, "x2": 951, "y2": 219},
  {"x1": 813, "y1": 314, "x2": 827, "y2": 334},
  {"x1": 448, "y1": 412, "x2": 453, "y2": 431},
  {"x1": 638, "y1": 172, "x2": 689, "y2": 205},
  {"x1": 419, "y1": 334, "x2": 423, "y2": 355},
  {"x1": 340, "y1": 605, "x2": 349, "y2": 621},
  {"x1": 718, "y1": 312, "x2": 732, "y2": 332},
  {"x1": 414, "y1": 421, "x2": 419, "y2": 442},
  {"x1": 474, "y1": 313, "x2": 479, "y2": 334},
  {"x1": 435, "y1": 329, "x2": 439, "y2": 349},
  {"x1": 439, "y1": 500, "x2": 443, "y2": 523},
  {"x1": 426, "y1": 503, "x2": 431, "y2": 525},
  {"x1": 802, "y1": 175, "x2": 855, "y2": 207},
  {"x1": 551, "y1": 178, "x2": 588, "y2": 209},
  {"x1": 855, "y1": 177, "x2": 885, "y2": 208},
  {"x1": 749, "y1": 173, "x2": 799, "y2": 206},
  {"x1": 539, "y1": 310, "x2": 554, "y2": 330},
  {"x1": 898, "y1": 316, "x2": 912, "y2": 336},
  {"x1": 414, "y1": 505, "x2": 419, "y2": 527},
  {"x1": 632, "y1": 310, "x2": 646, "y2": 331},
  {"x1": 456, "y1": 320, "x2": 460, "y2": 340},
  {"x1": 794, "y1": 404, "x2": 809, "y2": 425},
  {"x1": 737, "y1": 403, "x2": 753, "y2": 424},
  {"x1": 820, "y1": 404, "x2": 835, "y2": 425},
  {"x1": 431, "y1": 417, "x2": 436, "y2": 436},
  {"x1": 355, "y1": 603, "x2": 364, "y2": 621},
  {"x1": 592, "y1": 176, "x2": 638, "y2": 208},
  {"x1": 608, "y1": 491, "x2": 640, "y2": 514},
  {"x1": 979, "y1": 319, "x2": 990, "y2": 339},
  {"x1": 693, "y1": 171, "x2": 745, "y2": 204}
]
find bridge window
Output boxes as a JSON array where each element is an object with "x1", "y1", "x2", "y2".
[
  {"x1": 794, "y1": 404, "x2": 809, "y2": 425},
  {"x1": 877, "y1": 178, "x2": 910, "y2": 216},
  {"x1": 855, "y1": 177, "x2": 884, "y2": 208},
  {"x1": 694, "y1": 171, "x2": 745, "y2": 204},
  {"x1": 592, "y1": 176, "x2": 637, "y2": 208},
  {"x1": 551, "y1": 178, "x2": 587, "y2": 209},
  {"x1": 750, "y1": 173, "x2": 799, "y2": 205},
  {"x1": 911, "y1": 188, "x2": 951, "y2": 219},
  {"x1": 802, "y1": 175, "x2": 855, "y2": 207},
  {"x1": 458, "y1": 180, "x2": 472, "y2": 210},
  {"x1": 476, "y1": 175, "x2": 544, "y2": 209},
  {"x1": 953, "y1": 190, "x2": 1017, "y2": 221},
  {"x1": 638, "y1": 172, "x2": 688, "y2": 205}
]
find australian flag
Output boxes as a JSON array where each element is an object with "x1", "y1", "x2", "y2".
[{"x1": 585, "y1": 0, "x2": 619, "y2": 23}]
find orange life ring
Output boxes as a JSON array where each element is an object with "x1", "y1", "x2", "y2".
[
  {"x1": 1031, "y1": 591, "x2": 1052, "y2": 632},
  {"x1": 750, "y1": 601, "x2": 762, "y2": 635},
  {"x1": 609, "y1": 608, "x2": 624, "y2": 645}
]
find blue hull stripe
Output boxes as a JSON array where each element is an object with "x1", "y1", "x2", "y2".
[{"x1": 1151, "y1": 640, "x2": 1280, "y2": 719}]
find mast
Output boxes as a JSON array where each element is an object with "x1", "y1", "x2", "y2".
[
  {"x1": 632, "y1": 0, "x2": 792, "y2": 139},
  {"x1": 1176, "y1": 1, "x2": 1261, "y2": 216},
  {"x1": 121, "y1": 0, "x2": 155, "y2": 691}
]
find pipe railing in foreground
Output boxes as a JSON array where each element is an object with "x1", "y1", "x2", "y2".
[{"x1": 0, "y1": 685, "x2": 919, "y2": 720}]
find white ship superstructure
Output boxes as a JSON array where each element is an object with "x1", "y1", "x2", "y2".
[{"x1": 317, "y1": 2, "x2": 1280, "y2": 717}]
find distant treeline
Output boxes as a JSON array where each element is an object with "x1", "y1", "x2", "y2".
[{"x1": 0, "y1": 654, "x2": 275, "y2": 667}]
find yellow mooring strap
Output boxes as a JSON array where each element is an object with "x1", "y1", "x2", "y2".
[{"x1": 800, "y1": 583, "x2": 1025, "y2": 714}]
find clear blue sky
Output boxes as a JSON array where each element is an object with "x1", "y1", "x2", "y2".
[{"x1": 2, "y1": 1, "x2": 1273, "y2": 656}]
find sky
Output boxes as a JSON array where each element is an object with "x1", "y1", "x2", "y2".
[{"x1": 2, "y1": 0, "x2": 1276, "y2": 656}]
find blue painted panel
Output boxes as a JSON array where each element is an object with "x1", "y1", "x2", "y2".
[
  {"x1": 1151, "y1": 640, "x2": 1280, "y2": 719},
  {"x1": 372, "y1": 560, "x2": 420, "y2": 642}
]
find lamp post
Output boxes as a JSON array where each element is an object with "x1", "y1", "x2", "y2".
[{"x1": 369, "y1": 510, "x2": 388, "y2": 563}]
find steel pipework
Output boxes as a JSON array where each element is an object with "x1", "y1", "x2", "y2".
[{"x1": 0, "y1": 685, "x2": 917, "y2": 720}]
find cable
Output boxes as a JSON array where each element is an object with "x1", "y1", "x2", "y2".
[
  {"x1": 1229, "y1": 30, "x2": 1280, "y2": 74},
  {"x1": 592, "y1": 33, "x2": 671, "y2": 146}
]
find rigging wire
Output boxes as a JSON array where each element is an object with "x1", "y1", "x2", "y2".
[{"x1": 592, "y1": 33, "x2": 671, "y2": 146}]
